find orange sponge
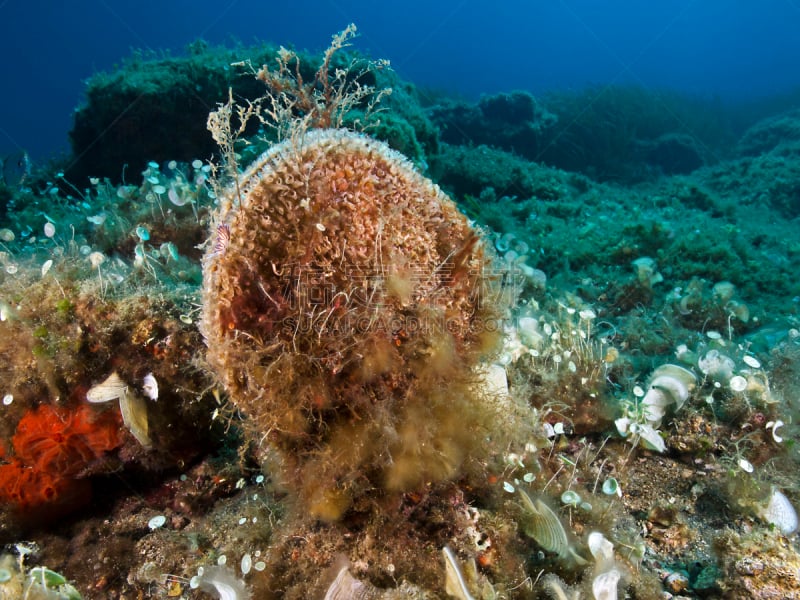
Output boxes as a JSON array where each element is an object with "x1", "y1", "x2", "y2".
[
  {"x1": 12, "y1": 404, "x2": 121, "y2": 476},
  {"x1": 0, "y1": 404, "x2": 121, "y2": 517}
]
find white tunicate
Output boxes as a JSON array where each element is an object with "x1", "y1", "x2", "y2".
[
  {"x1": 495, "y1": 233, "x2": 514, "y2": 253},
  {"x1": 153, "y1": 184, "x2": 167, "y2": 195},
  {"x1": 43, "y1": 222, "x2": 56, "y2": 238},
  {"x1": 738, "y1": 458, "x2": 754, "y2": 473},
  {"x1": 592, "y1": 569, "x2": 621, "y2": 600},
  {"x1": 729, "y1": 375, "x2": 748, "y2": 392},
  {"x1": 217, "y1": 555, "x2": 227, "y2": 566},
  {"x1": 761, "y1": 488, "x2": 798, "y2": 535},
  {"x1": 518, "y1": 317, "x2": 543, "y2": 349},
  {"x1": 527, "y1": 268, "x2": 547, "y2": 289},
  {"x1": 5, "y1": 265, "x2": 18, "y2": 275},
  {"x1": 148, "y1": 515, "x2": 167, "y2": 530},
  {"x1": 168, "y1": 186, "x2": 188, "y2": 206},
  {"x1": 503, "y1": 481, "x2": 515, "y2": 493},
  {"x1": 2, "y1": 394, "x2": 12, "y2": 406},
  {"x1": 160, "y1": 242, "x2": 179, "y2": 261},
  {"x1": 238, "y1": 517, "x2": 247, "y2": 525},
  {"x1": 41, "y1": 260, "x2": 53, "y2": 278},
  {"x1": 192, "y1": 159, "x2": 204, "y2": 169},
  {"x1": 88, "y1": 251, "x2": 105, "y2": 268},
  {"x1": 241, "y1": 553, "x2": 252, "y2": 575},
  {"x1": 254, "y1": 561, "x2": 266, "y2": 572},
  {"x1": 698, "y1": 349, "x2": 735, "y2": 382}
]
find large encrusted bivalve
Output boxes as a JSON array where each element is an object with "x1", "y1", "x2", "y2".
[{"x1": 201, "y1": 129, "x2": 513, "y2": 519}]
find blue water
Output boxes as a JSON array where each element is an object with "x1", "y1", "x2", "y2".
[{"x1": 1, "y1": 0, "x2": 799, "y2": 162}]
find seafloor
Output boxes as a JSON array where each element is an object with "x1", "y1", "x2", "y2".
[{"x1": 0, "y1": 33, "x2": 799, "y2": 600}]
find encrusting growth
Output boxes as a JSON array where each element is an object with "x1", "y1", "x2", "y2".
[{"x1": 201, "y1": 26, "x2": 513, "y2": 520}]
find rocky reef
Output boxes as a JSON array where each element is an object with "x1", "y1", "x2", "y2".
[{"x1": 0, "y1": 24, "x2": 799, "y2": 600}]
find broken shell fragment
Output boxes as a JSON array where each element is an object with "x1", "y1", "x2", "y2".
[
  {"x1": 87, "y1": 371, "x2": 151, "y2": 448},
  {"x1": 442, "y1": 546, "x2": 476, "y2": 600},
  {"x1": 86, "y1": 371, "x2": 128, "y2": 403},
  {"x1": 323, "y1": 566, "x2": 380, "y2": 600},
  {"x1": 518, "y1": 489, "x2": 587, "y2": 564},
  {"x1": 641, "y1": 364, "x2": 697, "y2": 426},
  {"x1": 119, "y1": 390, "x2": 151, "y2": 448}
]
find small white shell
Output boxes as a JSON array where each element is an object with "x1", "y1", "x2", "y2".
[
  {"x1": 742, "y1": 355, "x2": 761, "y2": 369},
  {"x1": 240, "y1": 553, "x2": 252, "y2": 575},
  {"x1": 142, "y1": 373, "x2": 159, "y2": 401},
  {"x1": 767, "y1": 420, "x2": 784, "y2": 443}
]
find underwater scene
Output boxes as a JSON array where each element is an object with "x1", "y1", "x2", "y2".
[{"x1": 1, "y1": 4, "x2": 800, "y2": 600}]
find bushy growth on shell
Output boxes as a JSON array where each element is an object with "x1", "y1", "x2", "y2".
[{"x1": 201, "y1": 129, "x2": 508, "y2": 518}]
